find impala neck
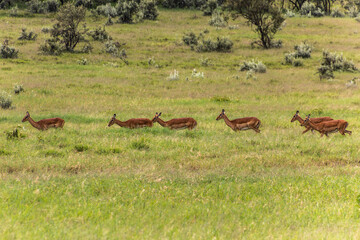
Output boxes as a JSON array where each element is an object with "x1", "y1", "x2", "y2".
[
  {"x1": 28, "y1": 117, "x2": 42, "y2": 130},
  {"x1": 156, "y1": 118, "x2": 168, "y2": 127},
  {"x1": 222, "y1": 114, "x2": 235, "y2": 130},
  {"x1": 295, "y1": 115, "x2": 304, "y2": 124},
  {"x1": 114, "y1": 119, "x2": 127, "y2": 127},
  {"x1": 306, "y1": 120, "x2": 319, "y2": 130}
]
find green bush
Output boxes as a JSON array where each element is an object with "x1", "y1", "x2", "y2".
[
  {"x1": 88, "y1": 26, "x2": 112, "y2": 42},
  {"x1": 0, "y1": 91, "x2": 12, "y2": 109},
  {"x1": 0, "y1": 41, "x2": 18, "y2": 59},
  {"x1": 18, "y1": 28, "x2": 37, "y2": 41},
  {"x1": 39, "y1": 38, "x2": 63, "y2": 55},
  {"x1": 196, "y1": 37, "x2": 233, "y2": 52},
  {"x1": 201, "y1": 0, "x2": 218, "y2": 16},
  {"x1": 240, "y1": 59, "x2": 266, "y2": 73}
]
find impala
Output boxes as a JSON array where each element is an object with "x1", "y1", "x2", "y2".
[
  {"x1": 152, "y1": 112, "x2": 197, "y2": 130},
  {"x1": 291, "y1": 110, "x2": 333, "y2": 134},
  {"x1": 22, "y1": 111, "x2": 65, "y2": 130},
  {"x1": 216, "y1": 109, "x2": 261, "y2": 133},
  {"x1": 108, "y1": 114, "x2": 153, "y2": 129},
  {"x1": 301, "y1": 114, "x2": 352, "y2": 137}
]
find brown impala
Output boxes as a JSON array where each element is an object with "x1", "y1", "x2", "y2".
[
  {"x1": 291, "y1": 110, "x2": 333, "y2": 134},
  {"x1": 22, "y1": 111, "x2": 65, "y2": 130},
  {"x1": 301, "y1": 114, "x2": 352, "y2": 137},
  {"x1": 108, "y1": 114, "x2": 153, "y2": 129},
  {"x1": 216, "y1": 109, "x2": 261, "y2": 133},
  {"x1": 152, "y1": 112, "x2": 197, "y2": 130}
]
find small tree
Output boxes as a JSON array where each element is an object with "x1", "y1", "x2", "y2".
[
  {"x1": 227, "y1": 0, "x2": 285, "y2": 49},
  {"x1": 50, "y1": 3, "x2": 87, "y2": 51}
]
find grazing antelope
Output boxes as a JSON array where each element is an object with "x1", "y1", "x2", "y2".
[
  {"x1": 22, "y1": 111, "x2": 65, "y2": 130},
  {"x1": 216, "y1": 109, "x2": 261, "y2": 133},
  {"x1": 107, "y1": 114, "x2": 153, "y2": 129},
  {"x1": 152, "y1": 112, "x2": 197, "y2": 130},
  {"x1": 301, "y1": 114, "x2": 352, "y2": 137},
  {"x1": 291, "y1": 110, "x2": 333, "y2": 134}
]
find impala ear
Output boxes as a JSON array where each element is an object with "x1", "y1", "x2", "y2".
[
  {"x1": 113, "y1": 114, "x2": 116, "y2": 118},
  {"x1": 296, "y1": 110, "x2": 299, "y2": 114},
  {"x1": 155, "y1": 112, "x2": 158, "y2": 115},
  {"x1": 222, "y1": 109, "x2": 225, "y2": 113},
  {"x1": 159, "y1": 112, "x2": 162, "y2": 116}
]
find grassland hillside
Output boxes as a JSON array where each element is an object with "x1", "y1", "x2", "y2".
[{"x1": 1, "y1": 7, "x2": 360, "y2": 239}]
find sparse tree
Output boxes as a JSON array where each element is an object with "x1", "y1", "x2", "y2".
[
  {"x1": 50, "y1": 3, "x2": 87, "y2": 51},
  {"x1": 226, "y1": 0, "x2": 285, "y2": 49}
]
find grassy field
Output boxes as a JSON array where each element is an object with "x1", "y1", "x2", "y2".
[{"x1": 1, "y1": 8, "x2": 360, "y2": 239}]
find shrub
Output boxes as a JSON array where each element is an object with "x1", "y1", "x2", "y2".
[
  {"x1": 347, "y1": 5, "x2": 359, "y2": 17},
  {"x1": 294, "y1": 42, "x2": 313, "y2": 58},
  {"x1": 130, "y1": 138, "x2": 149, "y2": 150},
  {"x1": 46, "y1": 0, "x2": 60, "y2": 12},
  {"x1": 140, "y1": 0, "x2": 158, "y2": 20},
  {"x1": 88, "y1": 26, "x2": 112, "y2": 42},
  {"x1": 201, "y1": 0, "x2": 218, "y2": 16},
  {"x1": 0, "y1": 0, "x2": 11, "y2": 9},
  {"x1": 196, "y1": 37, "x2": 233, "y2": 52},
  {"x1": 168, "y1": 69, "x2": 179, "y2": 80},
  {"x1": 116, "y1": 0, "x2": 140, "y2": 23},
  {"x1": 159, "y1": 0, "x2": 206, "y2": 9},
  {"x1": 81, "y1": 43, "x2": 93, "y2": 53},
  {"x1": 284, "y1": 42, "x2": 313, "y2": 65},
  {"x1": 18, "y1": 28, "x2": 37, "y2": 41},
  {"x1": 299, "y1": 2, "x2": 324, "y2": 17},
  {"x1": 39, "y1": 38, "x2": 63, "y2": 55},
  {"x1": 9, "y1": 5, "x2": 18, "y2": 17},
  {"x1": 77, "y1": 57, "x2": 88, "y2": 65},
  {"x1": 75, "y1": 0, "x2": 92, "y2": 8},
  {"x1": 41, "y1": 27, "x2": 50, "y2": 33},
  {"x1": 331, "y1": 8, "x2": 345, "y2": 18},
  {"x1": 318, "y1": 50, "x2": 358, "y2": 79},
  {"x1": 27, "y1": 0, "x2": 47, "y2": 14},
  {"x1": 200, "y1": 57, "x2": 211, "y2": 66},
  {"x1": 292, "y1": 59, "x2": 303, "y2": 67},
  {"x1": 106, "y1": 16, "x2": 114, "y2": 25},
  {"x1": 191, "y1": 69, "x2": 204, "y2": 78},
  {"x1": 284, "y1": 9, "x2": 296, "y2": 18},
  {"x1": 270, "y1": 39, "x2": 282, "y2": 49},
  {"x1": 96, "y1": 3, "x2": 117, "y2": 17},
  {"x1": 0, "y1": 91, "x2": 12, "y2": 109},
  {"x1": 182, "y1": 32, "x2": 199, "y2": 46},
  {"x1": 14, "y1": 84, "x2": 24, "y2": 94},
  {"x1": 74, "y1": 144, "x2": 89, "y2": 152},
  {"x1": 245, "y1": 70, "x2": 257, "y2": 80},
  {"x1": 0, "y1": 41, "x2": 19, "y2": 59},
  {"x1": 104, "y1": 39, "x2": 128, "y2": 64},
  {"x1": 240, "y1": 59, "x2": 266, "y2": 73},
  {"x1": 209, "y1": 10, "x2": 227, "y2": 27},
  {"x1": 5, "y1": 127, "x2": 26, "y2": 140}
]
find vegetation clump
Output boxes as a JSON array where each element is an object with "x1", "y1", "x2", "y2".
[
  {"x1": 96, "y1": 3, "x2": 117, "y2": 17},
  {"x1": 115, "y1": 0, "x2": 158, "y2": 23},
  {"x1": 299, "y1": 2, "x2": 324, "y2": 17},
  {"x1": 331, "y1": 8, "x2": 345, "y2": 18},
  {"x1": 318, "y1": 50, "x2": 358, "y2": 79},
  {"x1": 88, "y1": 26, "x2": 112, "y2": 42},
  {"x1": 0, "y1": 41, "x2": 18, "y2": 59},
  {"x1": 5, "y1": 127, "x2": 26, "y2": 140},
  {"x1": 201, "y1": 0, "x2": 218, "y2": 16},
  {"x1": 39, "y1": 38, "x2": 64, "y2": 55},
  {"x1": 240, "y1": 59, "x2": 266, "y2": 73},
  {"x1": 284, "y1": 42, "x2": 313, "y2": 66},
  {"x1": 14, "y1": 84, "x2": 24, "y2": 94},
  {"x1": 104, "y1": 39, "x2": 128, "y2": 64},
  {"x1": 0, "y1": 91, "x2": 12, "y2": 109},
  {"x1": 209, "y1": 10, "x2": 228, "y2": 27},
  {"x1": 182, "y1": 32, "x2": 232, "y2": 52},
  {"x1": 18, "y1": 28, "x2": 37, "y2": 41}
]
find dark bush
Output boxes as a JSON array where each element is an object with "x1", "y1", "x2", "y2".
[
  {"x1": 27, "y1": 0, "x2": 47, "y2": 13},
  {"x1": 201, "y1": 0, "x2": 218, "y2": 16},
  {"x1": 39, "y1": 38, "x2": 63, "y2": 55},
  {"x1": 0, "y1": 41, "x2": 18, "y2": 58},
  {"x1": 18, "y1": 28, "x2": 38, "y2": 41},
  {"x1": 88, "y1": 26, "x2": 112, "y2": 42},
  {"x1": 46, "y1": 0, "x2": 60, "y2": 12},
  {"x1": 140, "y1": 0, "x2": 158, "y2": 20},
  {"x1": 196, "y1": 37, "x2": 233, "y2": 52}
]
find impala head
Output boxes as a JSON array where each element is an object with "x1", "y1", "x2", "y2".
[
  {"x1": 22, "y1": 111, "x2": 30, "y2": 122},
  {"x1": 301, "y1": 114, "x2": 311, "y2": 126},
  {"x1": 216, "y1": 109, "x2": 225, "y2": 121},
  {"x1": 152, "y1": 112, "x2": 162, "y2": 122},
  {"x1": 291, "y1": 110, "x2": 300, "y2": 122},
  {"x1": 108, "y1": 114, "x2": 116, "y2": 127}
]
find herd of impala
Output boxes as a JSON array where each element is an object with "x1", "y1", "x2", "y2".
[{"x1": 20, "y1": 109, "x2": 352, "y2": 137}]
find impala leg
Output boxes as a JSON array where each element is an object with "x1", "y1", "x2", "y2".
[
  {"x1": 345, "y1": 130, "x2": 352, "y2": 135},
  {"x1": 302, "y1": 127, "x2": 311, "y2": 134}
]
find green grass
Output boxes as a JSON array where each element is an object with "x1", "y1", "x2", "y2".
[{"x1": 1, "y1": 8, "x2": 360, "y2": 239}]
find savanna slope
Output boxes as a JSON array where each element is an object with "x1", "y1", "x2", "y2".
[{"x1": 1, "y1": 9, "x2": 360, "y2": 239}]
